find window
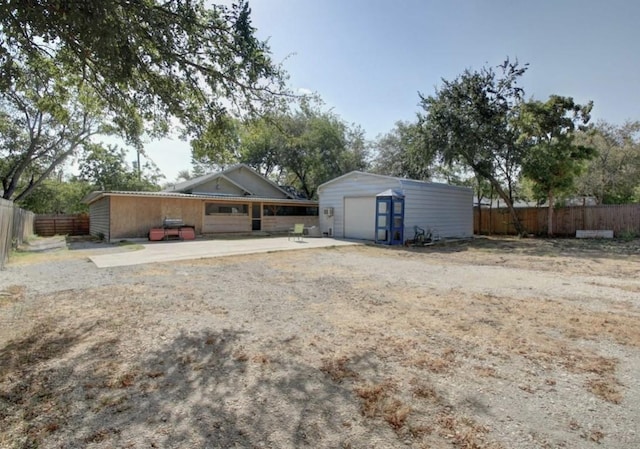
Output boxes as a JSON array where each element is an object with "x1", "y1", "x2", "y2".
[
  {"x1": 205, "y1": 203, "x2": 248, "y2": 215},
  {"x1": 263, "y1": 205, "x2": 318, "y2": 216},
  {"x1": 262, "y1": 205, "x2": 277, "y2": 216}
]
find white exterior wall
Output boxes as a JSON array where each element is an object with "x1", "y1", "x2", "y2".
[
  {"x1": 400, "y1": 180, "x2": 473, "y2": 239},
  {"x1": 318, "y1": 172, "x2": 473, "y2": 240},
  {"x1": 318, "y1": 173, "x2": 401, "y2": 238}
]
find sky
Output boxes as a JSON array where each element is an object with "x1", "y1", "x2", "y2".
[{"x1": 128, "y1": 0, "x2": 640, "y2": 182}]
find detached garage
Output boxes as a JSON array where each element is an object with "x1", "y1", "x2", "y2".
[{"x1": 317, "y1": 171, "x2": 473, "y2": 243}]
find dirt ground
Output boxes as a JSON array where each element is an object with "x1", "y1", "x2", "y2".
[{"x1": 1, "y1": 237, "x2": 639, "y2": 449}]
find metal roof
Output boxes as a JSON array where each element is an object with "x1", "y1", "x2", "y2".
[
  {"x1": 376, "y1": 189, "x2": 405, "y2": 198},
  {"x1": 83, "y1": 190, "x2": 318, "y2": 206},
  {"x1": 162, "y1": 163, "x2": 295, "y2": 199},
  {"x1": 317, "y1": 170, "x2": 472, "y2": 194}
]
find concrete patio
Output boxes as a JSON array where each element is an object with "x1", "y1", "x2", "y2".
[{"x1": 89, "y1": 237, "x2": 361, "y2": 268}]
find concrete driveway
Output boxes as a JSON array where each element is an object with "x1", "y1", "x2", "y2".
[{"x1": 89, "y1": 237, "x2": 361, "y2": 268}]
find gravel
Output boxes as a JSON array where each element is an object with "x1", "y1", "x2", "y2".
[{"x1": 1, "y1": 237, "x2": 639, "y2": 448}]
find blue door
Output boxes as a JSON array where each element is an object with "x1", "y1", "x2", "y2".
[
  {"x1": 375, "y1": 194, "x2": 404, "y2": 245},
  {"x1": 375, "y1": 198, "x2": 391, "y2": 244},
  {"x1": 390, "y1": 197, "x2": 404, "y2": 244}
]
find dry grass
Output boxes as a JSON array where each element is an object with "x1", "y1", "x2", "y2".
[
  {"x1": 233, "y1": 348, "x2": 250, "y2": 362},
  {"x1": 586, "y1": 377, "x2": 623, "y2": 404},
  {"x1": 320, "y1": 356, "x2": 359, "y2": 382},
  {"x1": 250, "y1": 353, "x2": 271, "y2": 365},
  {"x1": 435, "y1": 413, "x2": 503, "y2": 449},
  {"x1": 408, "y1": 348, "x2": 457, "y2": 373},
  {"x1": 2, "y1": 238, "x2": 639, "y2": 448},
  {"x1": 0, "y1": 284, "x2": 25, "y2": 307},
  {"x1": 588, "y1": 430, "x2": 606, "y2": 443},
  {"x1": 353, "y1": 381, "x2": 411, "y2": 430},
  {"x1": 410, "y1": 381, "x2": 440, "y2": 402},
  {"x1": 473, "y1": 365, "x2": 499, "y2": 378},
  {"x1": 308, "y1": 242, "x2": 640, "y2": 446}
]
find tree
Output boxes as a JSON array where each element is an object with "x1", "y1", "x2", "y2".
[
  {"x1": 238, "y1": 115, "x2": 289, "y2": 178},
  {"x1": 78, "y1": 143, "x2": 163, "y2": 191},
  {"x1": 518, "y1": 96, "x2": 595, "y2": 235},
  {"x1": 470, "y1": 175, "x2": 495, "y2": 234},
  {"x1": 371, "y1": 121, "x2": 431, "y2": 179},
  {"x1": 0, "y1": 53, "x2": 113, "y2": 201},
  {"x1": 191, "y1": 100, "x2": 369, "y2": 199},
  {"x1": 190, "y1": 115, "x2": 243, "y2": 171},
  {"x1": 417, "y1": 59, "x2": 529, "y2": 234},
  {"x1": 1, "y1": 1, "x2": 288, "y2": 205},
  {"x1": 0, "y1": 0, "x2": 287, "y2": 141},
  {"x1": 574, "y1": 121, "x2": 640, "y2": 204},
  {"x1": 176, "y1": 169, "x2": 195, "y2": 182},
  {"x1": 18, "y1": 176, "x2": 93, "y2": 214},
  {"x1": 253, "y1": 104, "x2": 368, "y2": 199}
]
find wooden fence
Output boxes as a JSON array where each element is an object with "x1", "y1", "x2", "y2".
[
  {"x1": 0, "y1": 198, "x2": 35, "y2": 269},
  {"x1": 474, "y1": 204, "x2": 640, "y2": 236},
  {"x1": 34, "y1": 214, "x2": 90, "y2": 237}
]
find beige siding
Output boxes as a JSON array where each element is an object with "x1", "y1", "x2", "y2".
[
  {"x1": 89, "y1": 197, "x2": 110, "y2": 240},
  {"x1": 110, "y1": 196, "x2": 202, "y2": 240},
  {"x1": 261, "y1": 216, "x2": 319, "y2": 232},
  {"x1": 89, "y1": 192, "x2": 319, "y2": 240},
  {"x1": 203, "y1": 214, "x2": 251, "y2": 233}
]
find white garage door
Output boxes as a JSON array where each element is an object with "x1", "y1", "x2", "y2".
[{"x1": 344, "y1": 197, "x2": 376, "y2": 240}]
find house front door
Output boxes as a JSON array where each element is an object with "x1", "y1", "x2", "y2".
[{"x1": 252, "y1": 204, "x2": 261, "y2": 231}]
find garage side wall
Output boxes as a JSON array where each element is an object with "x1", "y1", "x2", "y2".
[
  {"x1": 401, "y1": 181, "x2": 473, "y2": 239},
  {"x1": 318, "y1": 175, "x2": 400, "y2": 238},
  {"x1": 110, "y1": 196, "x2": 202, "y2": 240},
  {"x1": 89, "y1": 197, "x2": 110, "y2": 241}
]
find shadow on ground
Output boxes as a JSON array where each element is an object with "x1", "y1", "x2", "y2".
[{"x1": 0, "y1": 321, "x2": 381, "y2": 448}]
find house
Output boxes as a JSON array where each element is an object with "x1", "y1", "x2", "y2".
[
  {"x1": 317, "y1": 171, "x2": 473, "y2": 243},
  {"x1": 83, "y1": 164, "x2": 319, "y2": 242}
]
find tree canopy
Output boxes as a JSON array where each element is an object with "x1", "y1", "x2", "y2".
[
  {"x1": 189, "y1": 100, "x2": 369, "y2": 199},
  {"x1": 78, "y1": 143, "x2": 164, "y2": 192},
  {"x1": 574, "y1": 121, "x2": 640, "y2": 204},
  {"x1": 370, "y1": 121, "x2": 431, "y2": 180},
  {"x1": 0, "y1": 0, "x2": 287, "y2": 139},
  {"x1": 0, "y1": 0, "x2": 287, "y2": 207},
  {"x1": 518, "y1": 95, "x2": 595, "y2": 235},
  {"x1": 417, "y1": 59, "x2": 529, "y2": 234},
  {"x1": 0, "y1": 52, "x2": 111, "y2": 201}
]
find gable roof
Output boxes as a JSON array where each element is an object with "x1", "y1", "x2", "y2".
[
  {"x1": 317, "y1": 171, "x2": 423, "y2": 191},
  {"x1": 164, "y1": 163, "x2": 294, "y2": 199},
  {"x1": 317, "y1": 171, "x2": 472, "y2": 194}
]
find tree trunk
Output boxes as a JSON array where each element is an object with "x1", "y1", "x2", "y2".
[
  {"x1": 475, "y1": 183, "x2": 482, "y2": 235},
  {"x1": 471, "y1": 165, "x2": 524, "y2": 235},
  {"x1": 486, "y1": 177, "x2": 524, "y2": 235},
  {"x1": 547, "y1": 190, "x2": 554, "y2": 237}
]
